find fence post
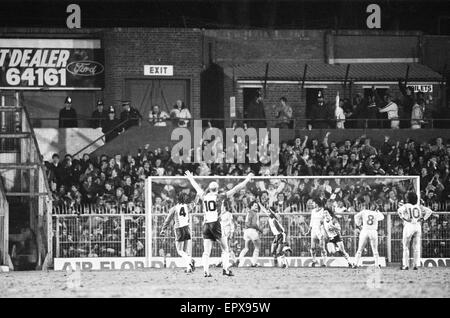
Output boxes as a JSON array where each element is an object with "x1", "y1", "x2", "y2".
[
  {"x1": 121, "y1": 214, "x2": 125, "y2": 257},
  {"x1": 55, "y1": 215, "x2": 60, "y2": 258},
  {"x1": 144, "y1": 178, "x2": 152, "y2": 267},
  {"x1": 387, "y1": 212, "x2": 392, "y2": 263}
]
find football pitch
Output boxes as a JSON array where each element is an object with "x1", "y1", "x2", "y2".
[{"x1": 1, "y1": 266, "x2": 449, "y2": 298}]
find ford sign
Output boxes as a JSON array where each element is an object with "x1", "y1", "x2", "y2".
[{"x1": 66, "y1": 60, "x2": 104, "y2": 77}]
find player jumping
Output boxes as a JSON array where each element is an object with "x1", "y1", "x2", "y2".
[
  {"x1": 353, "y1": 205, "x2": 385, "y2": 268},
  {"x1": 184, "y1": 171, "x2": 252, "y2": 277},
  {"x1": 397, "y1": 192, "x2": 433, "y2": 270},
  {"x1": 309, "y1": 199, "x2": 327, "y2": 267},
  {"x1": 258, "y1": 203, "x2": 292, "y2": 268},
  {"x1": 160, "y1": 192, "x2": 197, "y2": 273},
  {"x1": 236, "y1": 201, "x2": 262, "y2": 267}
]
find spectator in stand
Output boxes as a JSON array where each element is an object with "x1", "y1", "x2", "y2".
[
  {"x1": 411, "y1": 98, "x2": 426, "y2": 129},
  {"x1": 342, "y1": 98, "x2": 355, "y2": 128},
  {"x1": 120, "y1": 101, "x2": 142, "y2": 131},
  {"x1": 58, "y1": 96, "x2": 78, "y2": 128},
  {"x1": 335, "y1": 93, "x2": 346, "y2": 129},
  {"x1": 148, "y1": 105, "x2": 169, "y2": 127},
  {"x1": 308, "y1": 91, "x2": 333, "y2": 129},
  {"x1": 170, "y1": 100, "x2": 192, "y2": 128},
  {"x1": 47, "y1": 153, "x2": 64, "y2": 187},
  {"x1": 273, "y1": 97, "x2": 293, "y2": 129},
  {"x1": 399, "y1": 80, "x2": 415, "y2": 128},
  {"x1": 246, "y1": 90, "x2": 266, "y2": 129},
  {"x1": 349, "y1": 93, "x2": 365, "y2": 128},
  {"x1": 102, "y1": 107, "x2": 121, "y2": 142},
  {"x1": 91, "y1": 99, "x2": 108, "y2": 129},
  {"x1": 379, "y1": 93, "x2": 399, "y2": 129}
]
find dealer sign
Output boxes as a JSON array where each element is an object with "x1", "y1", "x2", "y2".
[{"x1": 0, "y1": 38, "x2": 104, "y2": 89}]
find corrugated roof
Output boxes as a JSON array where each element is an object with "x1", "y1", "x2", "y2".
[{"x1": 224, "y1": 62, "x2": 442, "y2": 82}]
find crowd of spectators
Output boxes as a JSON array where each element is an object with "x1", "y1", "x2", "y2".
[
  {"x1": 45, "y1": 132, "x2": 450, "y2": 211},
  {"x1": 306, "y1": 83, "x2": 441, "y2": 130},
  {"x1": 48, "y1": 131, "x2": 450, "y2": 259}
]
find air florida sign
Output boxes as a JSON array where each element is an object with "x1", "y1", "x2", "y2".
[{"x1": 0, "y1": 39, "x2": 104, "y2": 89}]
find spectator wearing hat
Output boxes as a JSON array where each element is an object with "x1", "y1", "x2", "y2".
[
  {"x1": 379, "y1": 94, "x2": 399, "y2": 129},
  {"x1": 58, "y1": 96, "x2": 78, "y2": 128},
  {"x1": 120, "y1": 101, "x2": 142, "y2": 131},
  {"x1": 91, "y1": 99, "x2": 108, "y2": 129},
  {"x1": 102, "y1": 107, "x2": 120, "y2": 142},
  {"x1": 308, "y1": 91, "x2": 333, "y2": 129}
]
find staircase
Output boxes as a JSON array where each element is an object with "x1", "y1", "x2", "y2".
[
  {"x1": 0, "y1": 93, "x2": 53, "y2": 270},
  {"x1": 90, "y1": 122, "x2": 187, "y2": 157}
]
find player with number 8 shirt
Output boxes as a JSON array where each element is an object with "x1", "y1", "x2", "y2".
[
  {"x1": 353, "y1": 203, "x2": 385, "y2": 268},
  {"x1": 184, "y1": 171, "x2": 253, "y2": 277}
]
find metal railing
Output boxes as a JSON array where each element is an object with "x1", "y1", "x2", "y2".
[
  {"x1": 52, "y1": 210, "x2": 450, "y2": 263},
  {"x1": 28, "y1": 116, "x2": 450, "y2": 130},
  {"x1": 0, "y1": 177, "x2": 9, "y2": 266},
  {"x1": 52, "y1": 199, "x2": 450, "y2": 215},
  {"x1": 53, "y1": 213, "x2": 145, "y2": 258}
]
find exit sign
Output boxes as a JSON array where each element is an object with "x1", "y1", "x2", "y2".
[{"x1": 144, "y1": 65, "x2": 173, "y2": 76}]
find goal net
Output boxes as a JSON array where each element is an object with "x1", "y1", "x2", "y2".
[{"x1": 145, "y1": 176, "x2": 420, "y2": 267}]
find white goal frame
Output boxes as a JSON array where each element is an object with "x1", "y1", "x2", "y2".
[{"x1": 145, "y1": 175, "x2": 420, "y2": 265}]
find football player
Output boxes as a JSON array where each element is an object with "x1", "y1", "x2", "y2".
[
  {"x1": 322, "y1": 209, "x2": 353, "y2": 267},
  {"x1": 308, "y1": 198, "x2": 327, "y2": 267},
  {"x1": 397, "y1": 192, "x2": 433, "y2": 270},
  {"x1": 185, "y1": 171, "x2": 252, "y2": 277},
  {"x1": 236, "y1": 201, "x2": 263, "y2": 267},
  {"x1": 160, "y1": 192, "x2": 197, "y2": 273},
  {"x1": 353, "y1": 204, "x2": 385, "y2": 268},
  {"x1": 258, "y1": 203, "x2": 292, "y2": 268}
]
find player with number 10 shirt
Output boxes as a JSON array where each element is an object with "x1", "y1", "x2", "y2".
[{"x1": 185, "y1": 171, "x2": 253, "y2": 277}]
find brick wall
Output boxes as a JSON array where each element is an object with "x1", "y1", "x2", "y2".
[
  {"x1": 102, "y1": 28, "x2": 203, "y2": 118},
  {"x1": 204, "y1": 29, "x2": 326, "y2": 64}
]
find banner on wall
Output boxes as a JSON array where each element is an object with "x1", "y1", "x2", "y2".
[
  {"x1": 54, "y1": 257, "x2": 386, "y2": 271},
  {"x1": 0, "y1": 39, "x2": 104, "y2": 89}
]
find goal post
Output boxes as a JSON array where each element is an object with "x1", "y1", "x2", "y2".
[{"x1": 145, "y1": 175, "x2": 420, "y2": 267}]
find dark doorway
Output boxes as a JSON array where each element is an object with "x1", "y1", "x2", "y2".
[
  {"x1": 8, "y1": 197, "x2": 38, "y2": 270},
  {"x1": 200, "y1": 63, "x2": 224, "y2": 128},
  {"x1": 243, "y1": 88, "x2": 260, "y2": 119},
  {"x1": 125, "y1": 79, "x2": 191, "y2": 120}
]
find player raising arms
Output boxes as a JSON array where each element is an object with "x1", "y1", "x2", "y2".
[
  {"x1": 258, "y1": 203, "x2": 292, "y2": 268},
  {"x1": 184, "y1": 171, "x2": 252, "y2": 277},
  {"x1": 309, "y1": 198, "x2": 327, "y2": 267},
  {"x1": 160, "y1": 192, "x2": 197, "y2": 273},
  {"x1": 353, "y1": 204, "x2": 385, "y2": 268},
  {"x1": 397, "y1": 192, "x2": 433, "y2": 270},
  {"x1": 322, "y1": 209, "x2": 353, "y2": 267},
  {"x1": 236, "y1": 201, "x2": 263, "y2": 268}
]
